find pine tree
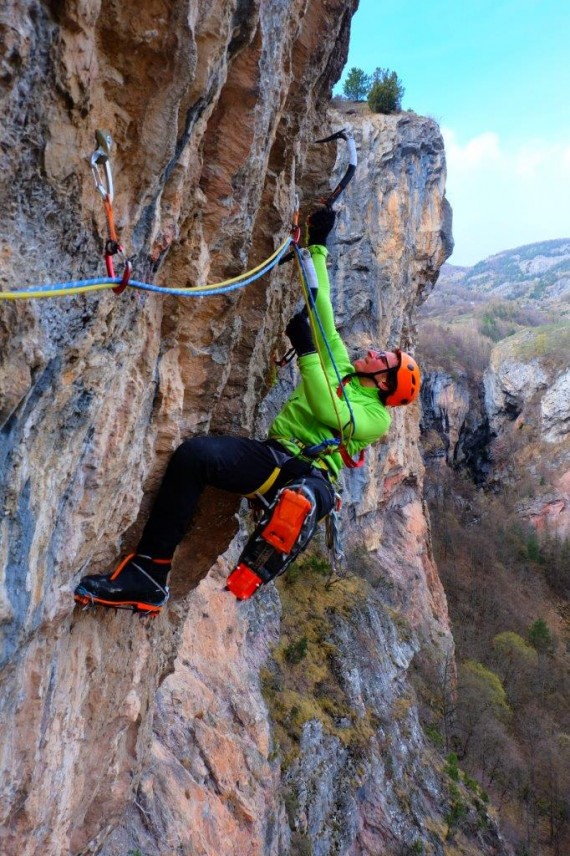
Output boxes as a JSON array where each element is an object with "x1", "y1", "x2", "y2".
[{"x1": 343, "y1": 67, "x2": 371, "y2": 101}]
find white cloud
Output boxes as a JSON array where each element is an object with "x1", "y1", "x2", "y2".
[
  {"x1": 441, "y1": 128, "x2": 570, "y2": 265},
  {"x1": 443, "y1": 129, "x2": 501, "y2": 169}
]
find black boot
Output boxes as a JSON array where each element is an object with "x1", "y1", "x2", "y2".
[{"x1": 74, "y1": 553, "x2": 171, "y2": 614}]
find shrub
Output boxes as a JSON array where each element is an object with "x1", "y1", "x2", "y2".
[
  {"x1": 284, "y1": 635, "x2": 308, "y2": 664},
  {"x1": 367, "y1": 68, "x2": 405, "y2": 113},
  {"x1": 528, "y1": 618, "x2": 555, "y2": 654},
  {"x1": 445, "y1": 752, "x2": 460, "y2": 781}
]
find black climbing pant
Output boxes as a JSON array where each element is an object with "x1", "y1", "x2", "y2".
[{"x1": 137, "y1": 435, "x2": 336, "y2": 559}]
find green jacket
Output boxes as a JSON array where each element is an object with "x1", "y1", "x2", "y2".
[{"x1": 269, "y1": 245, "x2": 391, "y2": 478}]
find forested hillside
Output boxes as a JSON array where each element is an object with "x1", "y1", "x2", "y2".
[{"x1": 418, "y1": 241, "x2": 570, "y2": 855}]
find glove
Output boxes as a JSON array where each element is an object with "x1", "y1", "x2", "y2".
[
  {"x1": 285, "y1": 311, "x2": 316, "y2": 357},
  {"x1": 306, "y1": 207, "x2": 336, "y2": 247}
]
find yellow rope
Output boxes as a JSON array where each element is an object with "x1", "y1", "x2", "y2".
[
  {"x1": 294, "y1": 251, "x2": 352, "y2": 446},
  {"x1": 0, "y1": 282, "x2": 116, "y2": 300},
  {"x1": 184, "y1": 236, "x2": 291, "y2": 291},
  {"x1": 0, "y1": 237, "x2": 292, "y2": 301}
]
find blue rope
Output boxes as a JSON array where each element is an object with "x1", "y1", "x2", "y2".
[
  {"x1": 13, "y1": 238, "x2": 293, "y2": 297},
  {"x1": 293, "y1": 244, "x2": 357, "y2": 440}
]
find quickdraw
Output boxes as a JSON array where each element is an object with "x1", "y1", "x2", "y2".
[{"x1": 90, "y1": 129, "x2": 132, "y2": 293}]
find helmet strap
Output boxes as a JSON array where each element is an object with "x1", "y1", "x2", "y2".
[{"x1": 342, "y1": 368, "x2": 397, "y2": 401}]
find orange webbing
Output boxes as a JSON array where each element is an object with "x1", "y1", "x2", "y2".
[
  {"x1": 103, "y1": 195, "x2": 118, "y2": 242},
  {"x1": 110, "y1": 553, "x2": 136, "y2": 581}
]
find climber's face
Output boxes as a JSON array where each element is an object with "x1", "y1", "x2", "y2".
[{"x1": 353, "y1": 350, "x2": 399, "y2": 388}]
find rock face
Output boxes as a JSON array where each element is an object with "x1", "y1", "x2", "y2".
[
  {"x1": 421, "y1": 327, "x2": 569, "y2": 539},
  {"x1": 0, "y1": 3, "x2": 507, "y2": 855},
  {"x1": 484, "y1": 332, "x2": 570, "y2": 538},
  {"x1": 420, "y1": 371, "x2": 491, "y2": 482}
]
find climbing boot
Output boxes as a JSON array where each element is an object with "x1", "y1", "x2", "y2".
[
  {"x1": 227, "y1": 484, "x2": 317, "y2": 600},
  {"x1": 74, "y1": 553, "x2": 171, "y2": 614}
]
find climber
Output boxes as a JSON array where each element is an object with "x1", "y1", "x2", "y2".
[{"x1": 74, "y1": 207, "x2": 421, "y2": 613}]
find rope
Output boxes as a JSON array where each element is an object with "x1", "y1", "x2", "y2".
[
  {"x1": 293, "y1": 245, "x2": 356, "y2": 446},
  {"x1": 133, "y1": 237, "x2": 292, "y2": 296},
  {"x1": 0, "y1": 281, "x2": 118, "y2": 300},
  {"x1": 0, "y1": 237, "x2": 292, "y2": 301}
]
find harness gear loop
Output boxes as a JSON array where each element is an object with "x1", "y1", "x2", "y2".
[{"x1": 244, "y1": 466, "x2": 282, "y2": 499}]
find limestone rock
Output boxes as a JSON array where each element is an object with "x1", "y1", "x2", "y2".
[
  {"x1": 484, "y1": 333, "x2": 549, "y2": 433},
  {"x1": 103, "y1": 109, "x2": 474, "y2": 856},
  {"x1": 0, "y1": 3, "x2": 506, "y2": 855},
  {"x1": 541, "y1": 368, "x2": 570, "y2": 443}
]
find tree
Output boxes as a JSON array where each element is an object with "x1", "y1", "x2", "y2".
[
  {"x1": 367, "y1": 67, "x2": 405, "y2": 114},
  {"x1": 455, "y1": 660, "x2": 510, "y2": 760},
  {"x1": 528, "y1": 618, "x2": 555, "y2": 655},
  {"x1": 343, "y1": 67, "x2": 370, "y2": 101},
  {"x1": 491, "y1": 631, "x2": 538, "y2": 708}
]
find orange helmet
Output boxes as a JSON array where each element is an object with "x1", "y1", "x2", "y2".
[{"x1": 384, "y1": 350, "x2": 421, "y2": 407}]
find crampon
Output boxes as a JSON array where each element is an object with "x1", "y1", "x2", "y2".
[
  {"x1": 73, "y1": 590, "x2": 166, "y2": 616},
  {"x1": 226, "y1": 483, "x2": 317, "y2": 600}
]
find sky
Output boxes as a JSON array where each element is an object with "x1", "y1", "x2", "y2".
[{"x1": 335, "y1": 0, "x2": 570, "y2": 266}]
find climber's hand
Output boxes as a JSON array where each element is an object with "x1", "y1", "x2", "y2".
[
  {"x1": 285, "y1": 311, "x2": 316, "y2": 358},
  {"x1": 306, "y1": 206, "x2": 336, "y2": 247}
]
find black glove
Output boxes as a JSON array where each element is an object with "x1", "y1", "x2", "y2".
[
  {"x1": 306, "y1": 207, "x2": 336, "y2": 247},
  {"x1": 285, "y1": 311, "x2": 316, "y2": 357}
]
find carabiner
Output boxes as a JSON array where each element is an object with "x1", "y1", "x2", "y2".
[
  {"x1": 90, "y1": 129, "x2": 114, "y2": 202},
  {"x1": 112, "y1": 259, "x2": 133, "y2": 295}
]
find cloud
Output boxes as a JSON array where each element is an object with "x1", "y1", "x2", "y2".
[
  {"x1": 441, "y1": 128, "x2": 570, "y2": 265},
  {"x1": 443, "y1": 129, "x2": 501, "y2": 169}
]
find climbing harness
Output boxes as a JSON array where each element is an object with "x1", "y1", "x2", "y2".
[
  {"x1": 315, "y1": 128, "x2": 357, "y2": 208},
  {"x1": 90, "y1": 130, "x2": 132, "y2": 293},
  {"x1": 226, "y1": 482, "x2": 318, "y2": 599}
]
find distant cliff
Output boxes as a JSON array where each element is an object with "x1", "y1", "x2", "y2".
[
  {"x1": 419, "y1": 245, "x2": 570, "y2": 536},
  {"x1": 418, "y1": 245, "x2": 570, "y2": 856},
  {"x1": 0, "y1": 3, "x2": 511, "y2": 855}
]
